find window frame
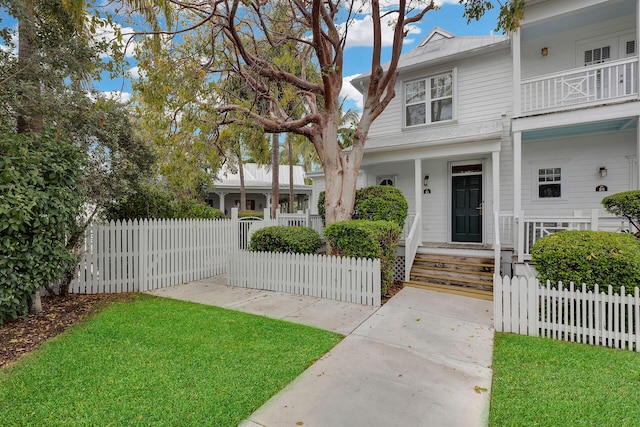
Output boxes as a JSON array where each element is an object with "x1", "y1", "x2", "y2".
[
  {"x1": 403, "y1": 69, "x2": 456, "y2": 129},
  {"x1": 530, "y1": 161, "x2": 569, "y2": 202}
]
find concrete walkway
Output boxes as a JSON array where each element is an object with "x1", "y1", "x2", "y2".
[{"x1": 148, "y1": 276, "x2": 495, "y2": 427}]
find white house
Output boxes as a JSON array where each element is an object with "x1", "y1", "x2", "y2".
[
  {"x1": 207, "y1": 163, "x2": 312, "y2": 215},
  {"x1": 311, "y1": 0, "x2": 640, "y2": 298}
]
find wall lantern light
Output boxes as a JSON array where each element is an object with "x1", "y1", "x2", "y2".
[
  {"x1": 541, "y1": 47, "x2": 549, "y2": 57},
  {"x1": 599, "y1": 167, "x2": 608, "y2": 178},
  {"x1": 423, "y1": 175, "x2": 431, "y2": 194}
]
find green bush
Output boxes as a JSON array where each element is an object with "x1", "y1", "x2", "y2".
[
  {"x1": 318, "y1": 186, "x2": 409, "y2": 228},
  {"x1": 602, "y1": 190, "x2": 640, "y2": 233},
  {"x1": 353, "y1": 186, "x2": 408, "y2": 228},
  {"x1": 323, "y1": 220, "x2": 401, "y2": 295},
  {"x1": 238, "y1": 210, "x2": 264, "y2": 219},
  {"x1": 531, "y1": 230, "x2": 640, "y2": 292},
  {"x1": 248, "y1": 226, "x2": 321, "y2": 254},
  {"x1": 174, "y1": 199, "x2": 225, "y2": 219},
  {"x1": 104, "y1": 184, "x2": 225, "y2": 220},
  {"x1": 0, "y1": 131, "x2": 84, "y2": 322}
]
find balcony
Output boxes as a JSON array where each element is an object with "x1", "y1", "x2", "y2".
[{"x1": 521, "y1": 57, "x2": 638, "y2": 114}]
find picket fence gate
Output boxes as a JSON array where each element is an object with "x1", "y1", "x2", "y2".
[
  {"x1": 495, "y1": 276, "x2": 640, "y2": 352},
  {"x1": 71, "y1": 219, "x2": 237, "y2": 294},
  {"x1": 227, "y1": 251, "x2": 381, "y2": 306}
]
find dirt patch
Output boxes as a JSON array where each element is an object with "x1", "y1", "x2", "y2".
[
  {"x1": 382, "y1": 280, "x2": 404, "y2": 305},
  {"x1": 0, "y1": 293, "x2": 133, "y2": 369}
]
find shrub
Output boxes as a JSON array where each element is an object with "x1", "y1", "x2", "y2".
[
  {"x1": 238, "y1": 210, "x2": 264, "y2": 219},
  {"x1": 0, "y1": 131, "x2": 84, "y2": 322},
  {"x1": 531, "y1": 230, "x2": 640, "y2": 292},
  {"x1": 104, "y1": 185, "x2": 225, "y2": 220},
  {"x1": 248, "y1": 226, "x2": 321, "y2": 254},
  {"x1": 317, "y1": 186, "x2": 409, "y2": 228},
  {"x1": 174, "y1": 199, "x2": 225, "y2": 219},
  {"x1": 602, "y1": 190, "x2": 640, "y2": 233},
  {"x1": 323, "y1": 220, "x2": 401, "y2": 295},
  {"x1": 353, "y1": 186, "x2": 408, "y2": 228}
]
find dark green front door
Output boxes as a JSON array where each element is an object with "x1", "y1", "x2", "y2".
[{"x1": 452, "y1": 175, "x2": 482, "y2": 242}]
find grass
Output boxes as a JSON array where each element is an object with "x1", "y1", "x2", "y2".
[
  {"x1": 0, "y1": 295, "x2": 341, "y2": 426},
  {"x1": 490, "y1": 332, "x2": 640, "y2": 426}
]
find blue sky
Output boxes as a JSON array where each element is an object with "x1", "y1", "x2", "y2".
[{"x1": 1, "y1": 1, "x2": 501, "y2": 110}]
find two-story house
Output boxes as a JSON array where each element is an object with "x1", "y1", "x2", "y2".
[{"x1": 311, "y1": 0, "x2": 640, "y2": 299}]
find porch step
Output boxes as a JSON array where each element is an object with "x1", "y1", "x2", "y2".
[
  {"x1": 404, "y1": 281, "x2": 493, "y2": 301},
  {"x1": 405, "y1": 251, "x2": 495, "y2": 299}
]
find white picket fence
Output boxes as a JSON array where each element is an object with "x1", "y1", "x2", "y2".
[
  {"x1": 71, "y1": 219, "x2": 237, "y2": 294},
  {"x1": 227, "y1": 251, "x2": 381, "y2": 306},
  {"x1": 495, "y1": 276, "x2": 640, "y2": 352}
]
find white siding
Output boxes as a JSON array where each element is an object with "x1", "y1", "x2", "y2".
[
  {"x1": 521, "y1": 15, "x2": 636, "y2": 79},
  {"x1": 368, "y1": 47, "x2": 512, "y2": 138},
  {"x1": 521, "y1": 130, "x2": 636, "y2": 217}
]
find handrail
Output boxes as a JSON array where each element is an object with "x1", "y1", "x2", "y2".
[
  {"x1": 521, "y1": 56, "x2": 638, "y2": 84},
  {"x1": 404, "y1": 212, "x2": 421, "y2": 282}
]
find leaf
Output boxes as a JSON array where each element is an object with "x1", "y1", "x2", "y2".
[{"x1": 474, "y1": 385, "x2": 488, "y2": 394}]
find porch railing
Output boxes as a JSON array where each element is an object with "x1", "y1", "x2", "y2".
[
  {"x1": 404, "y1": 212, "x2": 421, "y2": 282},
  {"x1": 505, "y1": 210, "x2": 635, "y2": 263},
  {"x1": 521, "y1": 57, "x2": 638, "y2": 114}
]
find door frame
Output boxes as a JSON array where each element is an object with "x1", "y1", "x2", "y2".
[{"x1": 448, "y1": 160, "x2": 486, "y2": 244}]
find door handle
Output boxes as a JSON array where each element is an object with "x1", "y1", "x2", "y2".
[{"x1": 476, "y1": 202, "x2": 484, "y2": 216}]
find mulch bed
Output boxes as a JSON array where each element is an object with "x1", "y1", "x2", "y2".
[{"x1": 0, "y1": 293, "x2": 132, "y2": 369}]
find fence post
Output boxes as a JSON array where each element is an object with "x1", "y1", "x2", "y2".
[{"x1": 263, "y1": 207, "x2": 271, "y2": 220}]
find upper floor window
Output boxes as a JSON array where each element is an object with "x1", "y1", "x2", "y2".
[{"x1": 405, "y1": 71, "x2": 453, "y2": 127}]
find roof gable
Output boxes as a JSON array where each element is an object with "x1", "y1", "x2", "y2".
[{"x1": 418, "y1": 27, "x2": 455, "y2": 46}]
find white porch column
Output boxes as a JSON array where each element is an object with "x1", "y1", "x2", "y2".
[
  {"x1": 263, "y1": 192, "x2": 272, "y2": 209},
  {"x1": 492, "y1": 150, "x2": 501, "y2": 218},
  {"x1": 514, "y1": 131, "x2": 522, "y2": 214},
  {"x1": 217, "y1": 192, "x2": 225, "y2": 212},
  {"x1": 637, "y1": 117, "x2": 640, "y2": 188},
  {"x1": 512, "y1": 29, "x2": 522, "y2": 117},
  {"x1": 414, "y1": 158, "x2": 423, "y2": 243}
]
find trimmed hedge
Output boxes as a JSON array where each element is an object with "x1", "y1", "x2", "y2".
[
  {"x1": 602, "y1": 190, "x2": 640, "y2": 233},
  {"x1": 238, "y1": 210, "x2": 264, "y2": 219},
  {"x1": 318, "y1": 185, "x2": 409, "y2": 228},
  {"x1": 174, "y1": 199, "x2": 226, "y2": 219},
  {"x1": 248, "y1": 226, "x2": 321, "y2": 254},
  {"x1": 323, "y1": 220, "x2": 401, "y2": 295},
  {"x1": 531, "y1": 230, "x2": 640, "y2": 292}
]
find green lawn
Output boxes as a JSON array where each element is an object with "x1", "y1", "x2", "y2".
[
  {"x1": 490, "y1": 332, "x2": 640, "y2": 426},
  {"x1": 0, "y1": 295, "x2": 341, "y2": 426}
]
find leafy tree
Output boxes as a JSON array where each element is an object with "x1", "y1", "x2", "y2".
[
  {"x1": 134, "y1": 0, "x2": 523, "y2": 225},
  {"x1": 0, "y1": 131, "x2": 84, "y2": 322}
]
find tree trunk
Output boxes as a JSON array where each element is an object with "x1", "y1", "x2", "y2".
[
  {"x1": 238, "y1": 156, "x2": 247, "y2": 211},
  {"x1": 318, "y1": 111, "x2": 362, "y2": 225},
  {"x1": 288, "y1": 136, "x2": 294, "y2": 213},
  {"x1": 271, "y1": 133, "x2": 279, "y2": 218},
  {"x1": 16, "y1": 0, "x2": 43, "y2": 134}
]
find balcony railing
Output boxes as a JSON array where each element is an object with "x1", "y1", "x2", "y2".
[{"x1": 521, "y1": 57, "x2": 638, "y2": 114}]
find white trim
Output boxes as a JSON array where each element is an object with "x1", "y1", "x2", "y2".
[
  {"x1": 529, "y1": 159, "x2": 570, "y2": 202},
  {"x1": 447, "y1": 159, "x2": 487, "y2": 244},
  {"x1": 402, "y1": 68, "x2": 456, "y2": 129}
]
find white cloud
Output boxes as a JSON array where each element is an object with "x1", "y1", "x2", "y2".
[
  {"x1": 90, "y1": 17, "x2": 138, "y2": 59},
  {"x1": 340, "y1": 74, "x2": 364, "y2": 110},
  {"x1": 343, "y1": 14, "x2": 421, "y2": 48},
  {"x1": 101, "y1": 91, "x2": 132, "y2": 103},
  {"x1": 127, "y1": 66, "x2": 143, "y2": 79}
]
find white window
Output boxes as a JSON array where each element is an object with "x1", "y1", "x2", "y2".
[
  {"x1": 538, "y1": 167, "x2": 562, "y2": 199},
  {"x1": 584, "y1": 46, "x2": 610, "y2": 66},
  {"x1": 405, "y1": 71, "x2": 453, "y2": 127},
  {"x1": 376, "y1": 175, "x2": 397, "y2": 187}
]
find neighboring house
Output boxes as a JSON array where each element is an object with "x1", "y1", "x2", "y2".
[
  {"x1": 206, "y1": 163, "x2": 312, "y2": 215},
  {"x1": 311, "y1": 0, "x2": 640, "y2": 296}
]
